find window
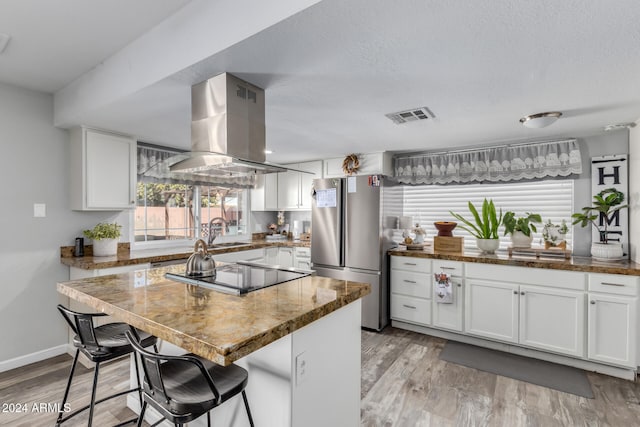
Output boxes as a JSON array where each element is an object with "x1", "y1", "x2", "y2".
[
  {"x1": 401, "y1": 179, "x2": 574, "y2": 250},
  {"x1": 135, "y1": 144, "x2": 249, "y2": 245}
]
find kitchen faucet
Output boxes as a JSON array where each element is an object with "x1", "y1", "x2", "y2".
[{"x1": 208, "y1": 217, "x2": 229, "y2": 245}]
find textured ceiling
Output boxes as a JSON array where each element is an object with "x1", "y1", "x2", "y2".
[{"x1": 4, "y1": 0, "x2": 640, "y2": 163}]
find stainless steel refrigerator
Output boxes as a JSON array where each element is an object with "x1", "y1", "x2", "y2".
[{"x1": 311, "y1": 175, "x2": 401, "y2": 331}]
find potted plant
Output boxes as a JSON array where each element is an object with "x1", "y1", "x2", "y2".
[
  {"x1": 83, "y1": 222, "x2": 122, "y2": 257},
  {"x1": 502, "y1": 212, "x2": 542, "y2": 248},
  {"x1": 450, "y1": 198, "x2": 502, "y2": 254},
  {"x1": 542, "y1": 219, "x2": 569, "y2": 249},
  {"x1": 571, "y1": 188, "x2": 628, "y2": 259}
]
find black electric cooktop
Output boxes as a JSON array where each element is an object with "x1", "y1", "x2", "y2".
[{"x1": 165, "y1": 261, "x2": 313, "y2": 295}]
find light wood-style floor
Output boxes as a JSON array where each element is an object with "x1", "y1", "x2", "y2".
[{"x1": 1, "y1": 327, "x2": 639, "y2": 426}]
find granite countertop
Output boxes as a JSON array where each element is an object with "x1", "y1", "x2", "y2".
[
  {"x1": 60, "y1": 239, "x2": 311, "y2": 270},
  {"x1": 57, "y1": 264, "x2": 370, "y2": 366},
  {"x1": 389, "y1": 247, "x2": 640, "y2": 276}
]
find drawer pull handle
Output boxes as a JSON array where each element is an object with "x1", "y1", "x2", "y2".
[
  {"x1": 404, "y1": 262, "x2": 417, "y2": 266},
  {"x1": 402, "y1": 304, "x2": 417, "y2": 310},
  {"x1": 403, "y1": 280, "x2": 417, "y2": 284},
  {"x1": 590, "y1": 300, "x2": 596, "y2": 304},
  {"x1": 457, "y1": 283, "x2": 462, "y2": 287},
  {"x1": 440, "y1": 266, "x2": 456, "y2": 270},
  {"x1": 600, "y1": 282, "x2": 625, "y2": 287}
]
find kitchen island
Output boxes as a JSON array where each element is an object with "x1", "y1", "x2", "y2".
[{"x1": 57, "y1": 264, "x2": 370, "y2": 426}]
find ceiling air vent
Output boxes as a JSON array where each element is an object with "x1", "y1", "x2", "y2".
[{"x1": 385, "y1": 107, "x2": 434, "y2": 125}]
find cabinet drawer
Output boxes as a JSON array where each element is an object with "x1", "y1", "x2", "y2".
[
  {"x1": 294, "y1": 247, "x2": 310, "y2": 258},
  {"x1": 391, "y1": 294, "x2": 431, "y2": 325},
  {"x1": 589, "y1": 274, "x2": 639, "y2": 296},
  {"x1": 432, "y1": 260, "x2": 463, "y2": 277},
  {"x1": 466, "y1": 263, "x2": 585, "y2": 291},
  {"x1": 390, "y1": 256, "x2": 431, "y2": 273},
  {"x1": 391, "y1": 270, "x2": 431, "y2": 298}
]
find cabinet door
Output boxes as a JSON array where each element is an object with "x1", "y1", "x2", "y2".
[
  {"x1": 465, "y1": 280, "x2": 519, "y2": 343},
  {"x1": 432, "y1": 278, "x2": 463, "y2": 332},
  {"x1": 277, "y1": 247, "x2": 294, "y2": 268},
  {"x1": 84, "y1": 130, "x2": 136, "y2": 210},
  {"x1": 295, "y1": 259, "x2": 312, "y2": 270},
  {"x1": 298, "y1": 161, "x2": 322, "y2": 210},
  {"x1": 251, "y1": 174, "x2": 278, "y2": 211},
  {"x1": 264, "y1": 247, "x2": 279, "y2": 265},
  {"x1": 277, "y1": 169, "x2": 300, "y2": 210},
  {"x1": 519, "y1": 285, "x2": 585, "y2": 357},
  {"x1": 588, "y1": 294, "x2": 637, "y2": 367}
]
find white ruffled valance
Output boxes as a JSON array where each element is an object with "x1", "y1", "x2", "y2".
[
  {"x1": 138, "y1": 145, "x2": 256, "y2": 189},
  {"x1": 393, "y1": 139, "x2": 582, "y2": 185}
]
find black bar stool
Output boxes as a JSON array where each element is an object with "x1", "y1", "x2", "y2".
[
  {"x1": 56, "y1": 304, "x2": 158, "y2": 427},
  {"x1": 125, "y1": 330, "x2": 254, "y2": 427}
]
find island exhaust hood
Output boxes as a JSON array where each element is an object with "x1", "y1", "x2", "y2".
[{"x1": 169, "y1": 73, "x2": 292, "y2": 176}]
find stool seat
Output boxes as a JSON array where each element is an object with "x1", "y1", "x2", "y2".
[
  {"x1": 154, "y1": 353, "x2": 249, "y2": 415},
  {"x1": 72, "y1": 323, "x2": 157, "y2": 362}
]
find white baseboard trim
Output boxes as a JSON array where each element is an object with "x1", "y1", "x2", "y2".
[{"x1": 0, "y1": 344, "x2": 68, "y2": 373}]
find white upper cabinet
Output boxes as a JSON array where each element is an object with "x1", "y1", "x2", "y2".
[
  {"x1": 323, "y1": 152, "x2": 393, "y2": 178},
  {"x1": 251, "y1": 174, "x2": 279, "y2": 211},
  {"x1": 70, "y1": 127, "x2": 136, "y2": 211},
  {"x1": 278, "y1": 161, "x2": 322, "y2": 211}
]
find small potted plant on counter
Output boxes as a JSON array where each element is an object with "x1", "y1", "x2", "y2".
[
  {"x1": 450, "y1": 198, "x2": 502, "y2": 254},
  {"x1": 502, "y1": 212, "x2": 542, "y2": 248},
  {"x1": 83, "y1": 222, "x2": 122, "y2": 257},
  {"x1": 571, "y1": 187, "x2": 628, "y2": 260},
  {"x1": 542, "y1": 219, "x2": 569, "y2": 249}
]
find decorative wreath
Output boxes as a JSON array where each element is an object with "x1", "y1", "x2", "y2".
[{"x1": 342, "y1": 153, "x2": 360, "y2": 175}]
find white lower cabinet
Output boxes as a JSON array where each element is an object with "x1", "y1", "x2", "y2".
[
  {"x1": 465, "y1": 280, "x2": 519, "y2": 343},
  {"x1": 391, "y1": 294, "x2": 431, "y2": 325},
  {"x1": 432, "y1": 261, "x2": 464, "y2": 332},
  {"x1": 264, "y1": 247, "x2": 279, "y2": 265},
  {"x1": 519, "y1": 285, "x2": 585, "y2": 357},
  {"x1": 294, "y1": 247, "x2": 311, "y2": 270},
  {"x1": 390, "y1": 257, "x2": 432, "y2": 326},
  {"x1": 465, "y1": 280, "x2": 585, "y2": 356},
  {"x1": 277, "y1": 247, "x2": 294, "y2": 268},
  {"x1": 588, "y1": 293, "x2": 637, "y2": 367}
]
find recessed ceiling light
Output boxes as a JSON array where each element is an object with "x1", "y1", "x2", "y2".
[
  {"x1": 603, "y1": 122, "x2": 636, "y2": 132},
  {"x1": 519, "y1": 112, "x2": 562, "y2": 129},
  {"x1": 0, "y1": 33, "x2": 10, "y2": 54}
]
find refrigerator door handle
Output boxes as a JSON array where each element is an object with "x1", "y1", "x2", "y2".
[{"x1": 346, "y1": 267, "x2": 381, "y2": 275}]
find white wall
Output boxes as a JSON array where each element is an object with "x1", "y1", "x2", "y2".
[
  {"x1": 629, "y1": 122, "x2": 640, "y2": 262},
  {"x1": 0, "y1": 82, "x2": 126, "y2": 366}
]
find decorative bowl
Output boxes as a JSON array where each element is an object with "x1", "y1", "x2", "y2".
[{"x1": 434, "y1": 221, "x2": 457, "y2": 237}]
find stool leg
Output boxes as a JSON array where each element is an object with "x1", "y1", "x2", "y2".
[
  {"x1": 207, "y1": 411, "x2": 211, "y2": 427},
  {"x1": 136, "y1": 401, "x2": 147, "y2": 427},
  {"x1": 56, "y1": 349, "x2": 80, "y2": 425},
  {"x1": 87, "y1": 361, "x2": 101, "y2": 427},
  {"x1": 133, "y1": 353, "x2": 143, "y2": 406},
  {"x1": 242, "y1": 390, "x2": 254, "y2": 427}
]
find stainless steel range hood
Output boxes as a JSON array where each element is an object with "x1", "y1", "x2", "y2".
[{"x1": 169, "y1": 73, "x2": 291, "y2": 176}]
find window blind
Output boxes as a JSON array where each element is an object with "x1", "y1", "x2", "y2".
[{"x1": 401, "y1": 180, "x2": 574, "y2": 250}]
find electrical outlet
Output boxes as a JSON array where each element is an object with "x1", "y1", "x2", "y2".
[
  {"x1": 295, "y1": 352, "x2": 307, "y2": 385},
  {"x1": 33, "y1": 203, "x2": 46, "y2": 218}
]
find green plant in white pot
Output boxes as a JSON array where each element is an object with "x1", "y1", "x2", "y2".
[
  {"x1": 502, "y1": 211, "x2": 542, "y2": 248},
  {"x1": 83, "y1": 222, "x2": 122, "y2": 257},
  {"x1": 571, "y1": 188, "x2": 628, "y2": 260},
  {"x1": 450, "y1": 199, "x2": 503, "y2": 254}
]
